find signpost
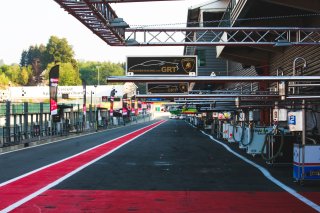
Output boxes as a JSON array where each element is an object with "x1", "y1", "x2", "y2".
[{"x1": 126, "y1": 56, "x2": 197, "y2": 76}]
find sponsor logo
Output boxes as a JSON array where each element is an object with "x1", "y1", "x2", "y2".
[{"x1": 181, "y1": 58, "x2": 195, "y2": 74}]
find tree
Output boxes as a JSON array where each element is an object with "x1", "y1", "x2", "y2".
[
  {"x1": 17, "y1": 36, "x2": 125, "y2": 87},
  {"x1": 20, "y1": 50, "x2": 28, "y2": 67},
  {"x1": 78, "y1": 61, "x2": 125, "y2": 85},
  {"x1": 0, "y1": 72, "x2": 10, "y2": 88},
  {"x1": 45, "y1": 62, "x2": 81, "y2": 86},
  {"x1": 8, "y1": 64, "x2": 21, "y2": 83},
  {"x1": 19, "y1": 66, "x2": 30, "y2": 85},
  {"x1": 19, "y1": 36, "x2": 77, "y2": 86},
  {"x1": 20, "y1": 45, "x2": 47, "y2": 85},
  {"x1": 78, "y1": 61, "x2": 96, "y2": 85},
  {"x1": 0, "y1": 64, "x2": 20, "y2": 85},
  {"x1": 59, "y1": 63, "x2": 82, "y2": 86},
  {"x1": 46, "y1": 36, "x2": 74, "y2": 63},
  {"x1": 25, "y1": 45, "x2": 47, "y2": 71}
]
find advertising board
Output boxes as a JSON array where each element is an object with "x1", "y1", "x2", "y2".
[
  {"x1": 126, "y1": 56, "x2": 197, "y2": 76},
  {"x1": 147, "y1": 82, "x2": 189, "y2": 94}
]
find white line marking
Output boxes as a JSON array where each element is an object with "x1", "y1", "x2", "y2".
[
  {"x1": 0, "y1": 121, "x2": 162, "y2": 188},
  {"x1": 1, "y1": 120, "x2": 165, "y2": 212},
  {"x1": 197, "y1": 126, "x2": 320, "y2": 212},
  {"x1": 0, "y1": 121, "x2": 143, "y2": 156}
]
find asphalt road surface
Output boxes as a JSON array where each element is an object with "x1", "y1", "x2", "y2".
[{"x1": 0, "y1": 118, "x2": 319, "y2": 212}]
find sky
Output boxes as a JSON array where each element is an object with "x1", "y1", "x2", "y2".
[{"x1": 0, "y1": 0, "x2": 210, "y2": 65}]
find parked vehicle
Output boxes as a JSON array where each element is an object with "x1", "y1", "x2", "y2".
[
  {"x1": 179, "y1": 115, "x2": 186, "y2": 120},
  {"x1": 169, "y1": 114, "x2": 178, "y2": 119}
]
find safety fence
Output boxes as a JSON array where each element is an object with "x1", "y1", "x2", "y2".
[{"x1": 0, "y1": 101, "x2": 152, "y2": 148}]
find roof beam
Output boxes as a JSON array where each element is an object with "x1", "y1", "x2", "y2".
[
  {"x1": 88, "y1": 0, "x2": 181, "y2": 2},
  {"x1": 107, "y1": 75, "x2": 320, "y2": 83},
  {"x1": 136, "y1": 94, "x2": 279, "y2": 98},
  {"x1": 260, "y1": 0, "x2": 320, "y2": 13},
  {"x1": 218, "y1": 47, "x2": 270, "y2": 65}
]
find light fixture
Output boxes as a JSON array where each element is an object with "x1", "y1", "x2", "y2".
[
  {"x1": 235, "y1": 97, "x2": 240, "y2": 108},
  {"x1": 110, "y1": 18, "x2": 129, "y2": 28},
  {"x1": 125, "y1": 38, "x2": 139, "y2": 46},
  {"x1": 278, "y1": 81, "x2": 286, "y2": 100},
  {"x1": 274, "y1": 39, "x2": 292, "y2": 47}
]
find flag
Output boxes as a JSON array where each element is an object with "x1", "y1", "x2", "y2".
[
  {"x1": 49, "y1": 65, "x2": 59, "y2": 116},
  {"x1": 82, "y1": 80, "x2": 87, "y2": 116},
  {"x1": 110, "y1": 88, "x2": 116, "y2": 117}
]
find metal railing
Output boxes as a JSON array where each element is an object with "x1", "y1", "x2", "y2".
[{"x1": 0, "y1": 102, "x2": 153, "y2": 148}]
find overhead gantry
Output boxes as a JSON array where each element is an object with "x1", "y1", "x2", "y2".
[
  {"x1": 54, "y1": 0, "x2": 320, "y2": 46},
  {"x1": 54, "y1": 0, "x2": 126, "y2": 45},
  {"x1": 107, "y1": 75, "x2": 320, "y2": 101},
  {"x1": 54, "y1": 0, "x2": 320, "y2": 102}
]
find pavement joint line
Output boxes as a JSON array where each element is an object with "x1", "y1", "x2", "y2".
[
  {"x1": 187, "y1": 121, "x2": 320, "y2": 212},
  {"x1": 0, "y1": 120, "x2": 166, "y2": 213}
]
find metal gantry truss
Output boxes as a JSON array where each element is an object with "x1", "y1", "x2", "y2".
[
  {"x1": 54, "y1": 0, "x2": 320, "y2": 46},
  {"x1": 125, "y1": 27, "x2": 320, "y2": 46},
  {"x1": 107, "y1": 75, "x2": 320, "y2": 100},
  {"x1": 54, "y1": 0, "x2": 126, "y2": 45}
]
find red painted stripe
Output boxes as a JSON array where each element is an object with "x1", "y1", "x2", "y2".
[
  {"x1": 14, "y1": 190, "x2": 318, "y2": 213},
  {"x1": 0, "y1": 120, "x2": 165, "y2": 211},
  {"x1": 301, "y1": 192, "x2": 320, "y2": 207}
]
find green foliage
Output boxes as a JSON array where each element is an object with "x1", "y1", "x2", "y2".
[
  {"x1": 19, "y1": 66, "x2": 30, "y2": 85},
  {"x1": 0, "y1": 65, "x2": 9, "y2": 74},
  {"x1": 78, "y1": 61, "x2": 125, "y2": 85},
  {"x1": 44, "y1": 62, "x2": 81, "y2": 86},
  {"x1": 19, "y1": 36, "x2": 76, "y2": 86},
  {"x1": 0, "y1": 64, "x2": 20, "y2": 86},
  {"x1": 46, "y1": 36, "x2": 74, "y2": 64},
  {"x1": 20, "y1": 50, "x2": 28, "y2": 67},
  {"x1": 20, "y1": 45, "x2": 48, "y2": 70},
  {"x1": 0, "y1": 73, "x2": 10, "y2": 88},
  {"x1": 4, "y1": 35, "x2": 126, "y2": 87},
  {"x1": 59, "y1": 63, "x2": 82, "y2": 86},
  {"x1": 7, "y1": 64, "x2": 21, "y2": 83}
]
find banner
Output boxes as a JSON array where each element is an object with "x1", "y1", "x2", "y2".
[
  {"x1": 147, "y1": 103, "x2": 151, "y2": 112},
  {"x1": 122, "y1": 93, "x2": 128, "y2": 116},
  {"x1": 131, "y1": 96, "x2": 136, "y2": 114},
  {"x1": 138, "y1": 99, "x2": 142, "y2": 113},
  {"x1": 49, "y1": 65, "x2": 59, "y2": 116},
  {"x1": 127, "y1": 98, "x2": 132, "y2": 112},
  {"x1": 109, "y1": 88, "x2": 116, "y2": 117},
  {"x1": 82, "y1": 80, "x2": 87, "y2": 116}
]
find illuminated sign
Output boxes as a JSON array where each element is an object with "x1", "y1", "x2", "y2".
[
  {"x1": 147, "y1": 82, "x2": 189, "y2": 94},
  {"x1": 127, "y1": 56, "x2": 197, "y2": 76}
]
